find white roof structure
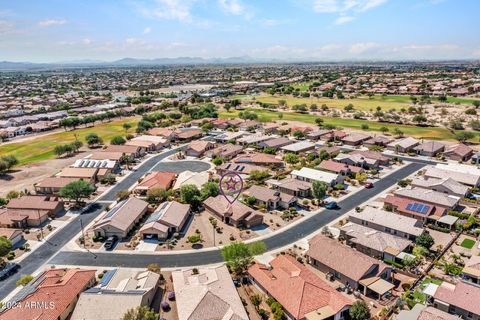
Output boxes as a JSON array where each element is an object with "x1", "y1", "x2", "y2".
[
  {"x1": 72, "y1": 159, "x2": 117, "y2": 169},
  {"x1": 436, "y1": 163, "x2": 480, "y2": 176},
  {"x1": 237, "y1": 134, "x2": 273, "y2": 145},
  {"x1": 212, "y1": 131, "x2": 247, "y2": 141},
  {"x1": 172, "y1": 265, "x2": 249, "y2": 320},
  {"x1": 350, "y1": 206, "x2": 424, "y2": 237},
  {"x1": 131, "y1": 135, "x2": 168, "y2": 144},
  {"x1": 437, "y1": 215, "x2": 459, "y2": 226},
  {"x1": 291, "y1": 167, "x2": 339, "y2": 184},
  {"x1": 395, "y1": 188, "x2": 460, "y2": 208},
  {"x1": 280, "y1": 141, "x2": 315, "y2": 153},
  {"x1": 173, "y1": 170, "x2": 210, "y2": 190},
  {"x1": 71, "y1": 269, "x2": 159, "y2": 320},
  {"x1": 424, "y1": 166, "x2": 480, "y2": 187}
]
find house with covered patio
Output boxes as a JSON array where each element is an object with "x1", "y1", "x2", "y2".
[{"x1": 306, "y1": 235, "x2": 395, "y2": 301}]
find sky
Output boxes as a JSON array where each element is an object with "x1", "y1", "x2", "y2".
[{"x1": 0, "y1": 0, "x2": 479, "y2": 62}]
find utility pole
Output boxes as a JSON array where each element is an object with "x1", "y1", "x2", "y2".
[
  {"x1": 79, "y1": 218, "x2": 86, "y2": 249},
  {"x1": 38, "y1": 209, "x2": 44, "y2": 240}
]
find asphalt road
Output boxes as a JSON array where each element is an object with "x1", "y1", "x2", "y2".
[
  {"x1": 48, "y1": 161, "x2": 427, "y2": 269},
  {"x1": 0, "y1": 145, "x2": 206, "y2": 299}
]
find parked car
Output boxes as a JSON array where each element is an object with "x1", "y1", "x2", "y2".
[
  {"x1": 325, "y1": 201, "x2": 338, "y2": 209},
  {"x1": 0, "y1": 263, "x2": 20, "y2": 281},
  {"x1": 364, "y1": 182, "x2": 374, "y2": 189},
  {"x1": 104, "y1": 236, "x2": 118, "y2": 250}
]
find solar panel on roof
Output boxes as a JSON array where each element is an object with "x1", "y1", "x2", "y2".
[
  {"x1": 406, "y1": 203, "x2": 430, "y2": 215},
  {"x1": 99, "y1": 269, "x2": 117, "y2": 286}
]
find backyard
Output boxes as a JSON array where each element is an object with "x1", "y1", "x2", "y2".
[
  {"x1": 0, "y1": 116, "x2": 139, "y2": 166},
  {"x1": 219, "y1": 108, "x2": 477, "y2": 141}
]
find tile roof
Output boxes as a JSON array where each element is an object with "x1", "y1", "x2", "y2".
[
  {"x1": 350, "y1": 206, "x2": 424, "y2": 236},
  {"x1": 58, "y1": 167, "x2": 98, "y2": 179},
  {"x1": 105, "y1": 144, "x2": 142, "y2": 154},
  {"x1": 0, "y1": 268, "x2": 95, "y2": 320},
  {"x1": 260, "y1": 137, "x2": 293, "y2": 148},
  {"x1": 306, "y1": 235, "x2": 387, "y2": 282},
  {"x1": 6, "y1": 196, "x2": 61, "y2": 211},
  {"x1": 411, "y1": 177, "x2": 469, "y2": 196},
  {"x1": 140, "y1": 201, "x2": 190, "y2": 232},
  {"x1": 233, "y1": 152, "x2": 283, "y2": 165},
  {"x1": 136, "y1": 171, "x2": 176, "y2": 190},
  {"x1": 94, "y1": 197, "x2": 148, "y2": 232},
  {"x1": 172, "y1": 265, "x2": 248, "y2": 320},
  {"x1": 394, "y1": 188, "x2": 459, "y2": 208},
  {"x1": 444, "y1": 144, "x2": 473, "y2": 157},
  {"x1": 414, "y1": 141, "x2": 445, "y2": 153},
  {"x1": 266, "y1": 178, "x2": 312, "y2": 192},
  {"x1": 203, "y1": 195, "x2": 262, "y2": 223},
  {"x1": 248, "y1": 255, "x2": 352, "y2": 320},
  {"x1": 425, "y1": 165, "x2": 480, "y2": 186},
  {"x1": 36, "y1": 177, "x2": 80, "y2": 189},
  {"x1": 243, "y1": 185, "x2": 295, "y2": 204},
  {"x1": 434, "y1": 281, "x2": 480, "y2": 316}
]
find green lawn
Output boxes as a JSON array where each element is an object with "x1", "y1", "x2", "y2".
[
  {"x1": 460, "y1": 238, "x2": 476, "y2": 249},
  {"x1": 219, "y1": 108, "x2": 476, "y2": 141},
  {"x1": 236, "y1": 94, "x2": 480, "y2": 112},
  {"x1": 0, "y1": 117, "x2": 139, "y2": 166}
]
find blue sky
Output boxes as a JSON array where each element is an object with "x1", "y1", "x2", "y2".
[{"x1": 0, "y1": 0, "x2": 479, "y2": 62}]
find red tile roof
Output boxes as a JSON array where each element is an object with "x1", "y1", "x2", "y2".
[
  {"x1": 248, "y1": 255, "x2": 351, "y2": 319},
  {"x1": 0, "y1": 268, "x2": 95, "y2": 320},
  {"x1": 434, "y1": 281, "x2": 480, "y2": 316},
  {"x1": 136, "y1": 171, "x2": 176, "y2": 190}
]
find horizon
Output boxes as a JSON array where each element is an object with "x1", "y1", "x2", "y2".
[{"x1": 1, "y1": 0, "x2": 480, "y2": 63}]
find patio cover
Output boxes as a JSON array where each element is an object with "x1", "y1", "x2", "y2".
[
  {"x1": 437, "y1": 215, "x2": 459, "y2": 226},
  {"x1": 362, "y1": 277, "x2": 395, "y2": 296},
  {"x1": 422, "y1": 283, "x2": 439, "y2": 297},
  {"x1": 305, "y1": 306, "x2": 336, "y2": 320}
]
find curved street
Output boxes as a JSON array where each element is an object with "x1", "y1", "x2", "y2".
[{"x1": 0, "y1": 148, "x2": 431, "y2": 300}]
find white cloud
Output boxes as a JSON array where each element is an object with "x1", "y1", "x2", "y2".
[
  {"x1": 38, "y1": 19, "x2": 67, "y2": 27},
  {"x1": 143, "y1": 27, "x2": 152, "y2": 34},
  {"x1": 82, "y1": 38, "x2": 93, "y2": 45},
  {"x1": 334, "y1": 15, "x2": 355, "y2": 25},
  {"x1": 0, "y1": 20, "x2": 15, "y2": 35},
  {"x1": 218, "y1": 0, "x2": 253, "y2": 19},
  {"x1": 313, "y1": 0, "x2": 386, "y2": 13},
  {"x1": 311, "y1": 0, "x2": 387, "y2": 25},
  {"x1": 145, "y1": 0, "x2": 197, "y2": 22}
]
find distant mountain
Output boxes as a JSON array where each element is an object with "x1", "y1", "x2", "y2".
[{"x1": 0, "y1": 56, "x2": 283, "y2": 71}]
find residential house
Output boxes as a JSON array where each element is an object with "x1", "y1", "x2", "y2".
[
  {"x1": 425, "y1": 164, "x2": 480, "y2": 187},
  {"x1": 339, "y1": 222, "x2": 412, "y2": 260},
  {"x1": 335, "y1": 153, "x2": 380, "y2": 169},
  {"x1": 71, "y1": 269, "x2": 159, "y2": 320},
  {"x1": 443, "y1": 144, "x2": 474, "y2": 162},
  {"x1": 350, "y1": 150, "x2": 390, "y2": 166},
  {"x1": 93, "y1": 197, "x2": 149, "y2": 238},
  {"x1": 0, "y1": 228, "x2": 24, "y2": 247},
  {"x1": 134, "y1": 171, "x2": 176, "y2": 195},
  {"x1": 237, "y1": 134, "x2": 273, "y2": 146},
  {"x1": 175, "y1": 128, "x2": 203, "y2": 141},
  {"x1": 139, "y1": 201, "x2": 190, "y2": 240},
  {"x1": 384, "y1": 194, "x2": 447, "y2": 223},
  {"x1": 363, "y1": 135, "x2": 393, "y2": 148},
  {"x1": 0, "y1": 268, "x2": 96, "y2": 320},
  {"x1": 307, "y1": 129, "x2": 332, "y2": 141},
  {"x1": 396, "y1": 304, "x2": 461, "y2": 320},
  {"x1": 411, "y1": 177, "x2": 469, "y2": 198},
  {"x1": 306, "y1": 235, "x2": 394, "y2": 299},
  {"x1": 203, "y1": 195, "x2": 263, "y2": 228},
  {"x1": 173, "y1": 171, "x2": 210, "y2": 191},
  {"x1": 348, "y1": 206, "x2": 424, "y2": 240},
  {"x1": 233, "y1": 152, "x2": 284, "y2": 167},
  {"x1": 281, "y1": 141, "x2": 316, "y2": 154},
  {"x1": 462, "y1": 256, "x2": 480, "y2": 285},
  {"x1": 257, "y1": 137, "x2": 293, "y2": 150},
  {"x1": 88, "y1": 151, "x2": 124, "y2": 162},
  {"x1": 291, "y1": 167, "x2": 344, "y2": 187},
  {"x1": 57, "y1": 167, "x2": 99, "y2": 183},
  {"x1": 387, "y1": 137, "x2": 420, "y2": 153},
  {"x1": 212, "y1": 131, "x2": 247, "y2": 143},
  {"x1": 216, "y1": 162, "x2": 267, "y2": 179},
  {"x1": 433, "y1": 281, "x2": 480, "y2": 320},
  {"x1": 394, "y1": 188, "x2": 459, "y2": 212},
  {"x1": 266, "y1": 178, "x2": 312, "y2": 197},
  {"x1": 34, "y1": 177, "x2": 81, "y2": 195},
  {"x1": 242, "y1": 185, "x2": 297, "y2": 210},
  {"x1": 72, "y1": 159, "x2": 119, "y2": 174},
  {"x1": 248, "y1": 255, "x2": 352, "y2": 320},
  {"x1": 105, "y1": 144, "x2": 145, "y2": 158},
  {"x1": 205, "y1": 143, "x2": 243, "y2": 159},
  {"x1": 7, "y1": 195, "x2": 64, "y2": 217},
  {"x1": 342, "y1": 133, "x2": 371, "y2": 146},
  {"x1": 414, "y1": 141, "x2": 446, "y2": 157},
  {"x1": 128, "y1": 135, "x2": 169, "y2": 151},
  {"x1": 147, "y1": 127, "x2": 176, "y2": 140},
  {"x1": 172, "y1": 265, "x2": 249, "y2": 320},
  {"x1": 185, "y1": 141, "x2": 215, "y2": 157},
  {"x1": 318, "y1": 159, "x2": 364, "y2": 176}
]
